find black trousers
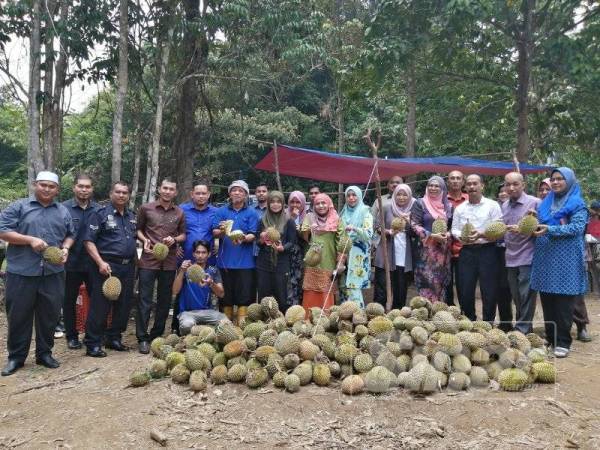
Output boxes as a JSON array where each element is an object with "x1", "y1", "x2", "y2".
[
  {"x1": 495, "y1": 247, "x2": 513, "y2": 331},
  {"x1": 257, "y1": 269, "x2": 289, "y2": 313},
  {"x1": 572, "y1": 295, "x2": 589, "y2": 329},
  {"x1": 540, "y1": 292, "x2": 576, "y2": 349},
  {"x1": 373, "y1": 266, "x2": 410, "y2": 310},
  {"x1": 136, "y1": 268, "x2": 176, "y2": 343},
  {"x1": 5, "y1": 272, "x2": 64, "y2": 362},
  {"x1": 63, "y1": 270, "x2": 90, "y2": 340},
  {"x1": 458, "y1": 244, "x2": 499, "y2": 322},
  {"x1": 221, "y1": 268, "x2": 255, "y2": 307},
  {"x1": 84, "y1": 262, "x2": 134, "y2": 348},
  {"x1": 444, "y1": 257, "x2": 460, "y2": 306}
]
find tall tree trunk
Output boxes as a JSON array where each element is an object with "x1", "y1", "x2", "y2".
[
  {"x1": 41, "y1": 0, "x2": 55, "y2": 170},
  {"x1": 146, "y1": 25, "x2": 173, "y2": 203},
  {"x1": 405, "y1": 63, "x2": 417, "y2": 158},
  {"x1": 129, "y1": 126, "x2": 142, "y2": 209},
  {"x1": 111, "y1": 0, "x2": 129, "y2": 184},
  {"x1": 173, "y1": 0, "x2": 204, "y2": 202},
  {"x1": 515, "y1": 0, "x2": 535, "y2": 163},
  {"x1": 336, "y1": 87, "x2": 344, "y2": 210},
  {"x1": 28, "y1": 0, "x2": 43, "y2": 189}
]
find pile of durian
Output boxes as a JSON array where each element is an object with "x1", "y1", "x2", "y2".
[{"x1": 129, "y1": 296, "x2": 557, "y2": 395}]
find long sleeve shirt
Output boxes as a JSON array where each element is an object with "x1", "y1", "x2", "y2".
[
  {"x1": 501, "y1": 193, "x2": 540, "y2": 267},
  {"x1": 451, "y1": 197, "x2": 503, "y2": 245}
]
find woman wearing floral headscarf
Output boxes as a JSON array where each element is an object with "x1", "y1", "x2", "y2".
[
  {"x1": 411, "y1": 175, "x2": 452, "y2": 303},
  {"x1": 286, "y1": 191, "x2": 308, "y2": 306},
  {"x1": 531, "y1": 167, "x2": 588, "y2": 358},
  {"x1": 339, "y1": 186, "x2": 374, "y2": 308},
  {"x1": 373, "y1": 183, "x2": 416, "y2": 309},
  {"x1": 301, "y1": 193, "x2": 343, "y2": 314},
  {"x1": 257, "y1": 191, "x2": 297, "y2": 313}
]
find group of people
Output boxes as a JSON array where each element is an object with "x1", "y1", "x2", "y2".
[{"x1": 0, "y1": 166, "x2": 597, "y2": 376}]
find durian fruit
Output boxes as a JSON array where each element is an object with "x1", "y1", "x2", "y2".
[
  {"x1": 285, "y1": 305, "x2": 307, "y2": 326},
  {"x1": 265, "y1": 353, "x2": 284, "y2": 377},
  {"x1": 185, "y1": 349, "x2": 211, "y2": 372},
  {"x1": 376, "y1": 351, "x2": 399, "y2": 375},
  {"x1": 458, "y1": 317, "x2": 474, "y2": 331},
  {"x1": 355, "y1": 324, "x2": 369, "y2": 339},
  {"x1": 246, "y1": 368, "x2": 269, "y2": 389},
  {"x1": 152, "y1": 242, "x2": 169, "y2": 261},
  {"x1": 353, "y1": 353, "x2": 374, "y2": 373},
  {"x1": 431, "y1": 218, "x2": 448, "y2": 235},
  {"x1": 210, "y1": 365, "x2": 228, "y2": 384},
  {"x1": 341, "y1": 374, "x2": 365, "y2": 395},
  {"x1": 391, "y1": 217, "x2": 406, "y2": 233},
  {"x1": 485, "y1": 361, "x2": 504, "y2": 381},
  {"x1": 527, "y1": 333, "x2": 546, "y2": 349},
  {"x1": 411, "y1": 307, "x2": 429, "y2": 321},
  {"x1": 338, "y1": 301, "x2": 361, "y2": 320},
  {"x1": 195, "y1": 326, "x2": 216, "y2": 343},
  {"x1": 411, "y1": 354, "x2": 429, "y2": 369},
  {"x1": 292, "y1": 362, "x2": 313, "y2": 385},
  {"x1": 517, "y1": 214, "x2": 539, "y2": 235},
  {"x1": 483, "y1": 221, "x2": 507, "y2": 240},
  {"x1": 197, "y1": 343, "x2": 217, "y2": 361},
  {"x1": 472, "y1": 320, "x2": 493, "y2": 332},
  {"x1": 129, "y1": 368, "x2": 151, "y2": 387},
  {"x1": 498, "y1": 368, "x2": 529, "y2": 391},
  {"x1": 158, "y1": 345, "x2": 174, "y2": 360},
  {"x1": 386, "y1": 341, "x2": 403, "y2": 357},
  {"x1": 405, "y1": 362, "x2": 440, "y2": 394},
  {"x1": 460, "y1": 221, "x2": 476, "y2": 242},
  {"x1": 432, "y1": 351, "x2": 452, "y2": 374},
  {"x1": 42, "y1": 246, "x2": 63, "y2": 264},
  {"x1": 313, "y1": 363, "x2": 331, "y2": 386},
  {"x1": 448, "y1": 372, "x2": 470, "y2": 391},
  {"x1": 215, "y1": 320, "x2": 243, "y2": 345},
  {"x1": 431, "y1": 302, "x2": 449, "y2": 315},
  {"x1": 397, "y1": 372, "x2": 410, "y2": 388},
  {"x1": 532, "y1": 362, "x2": 556, "y2": 383},
  {"x1": 258, "y1": 330, "x2": 278, "y2": 347},
  {"x1": 470, "y1": 348, "x2": 490, "y2": 366},
  {"x1": 227, "y1": 363, "x2": 248, "y2": 383},
  {"x1": 223, "y1": 340, "x2": 247, "y2": 359},
  {"x1": 149, "y1": 360, "x2": 168, "y2": 379},
  {"x1": 328, "y1": 361, "x2": 342, "y2": 378},
  {"x1": 364, "y1": 366, "x2": 396, "y2": 394},
  {"x1": 437, "y1": 333, "x2": 463, "y2": 356},
  {"x1": 264, "y1": 226, "x2": 281, "y2": 243},
  {"x1": 150, "y1": 337, "x2": 166, "y2": 357},
  {"x1": 283, "y1": 353, "x2": 300, "y2": 370},
  {"x1": 527, "y1": 348, "x2": 547, "y2": 364},
  {"x1": 274, "y1": 331, "x2": 300, "y2": 356},
  {"x1": 166, "y1": 351, "x2": 186, "y2": 370},
  {"x1": 183, "y1": 334, "x2": 201, "y2": 348},
  {"x1": 247, "y1": 303, "x2": 264, "y2": 322},
  {"x1": 303, "y1": 242, "x2": 323, "y2": 267},
  {"x1": 336, "y1": 234, "x2": 353, "y2": 255},
  {"x1": 368, "y1": 316, "x2": 394, "y2": 335},
  {"x1": 189, "y1": 370, "x2": 208, "y2": 391},
  {"x1": 102, "y1": 276, "x2": 122, "y2": 301},
  {"x1": 410, "y1": 326, "x2": 429, "y2": 345},
  {"x1": 272, "y1": 371, "x2": 287, "y2": 388},
  {"x1": 432, "y1": 311, "x2": 458, "y2": 334},
  {"x1": 298, "y1": 340, "x2": 320, "y2": 361},
  {"x1": 409, "y1": 296, "x2": 429, "y2": 309},
  {"x1": 284, "y1": 374, "x2": 301, "y2": 393},
  {"x1": 170, "y1": 364, "x2": 191, "y2": 384},
  {"x1": 469, "y1": 366, "x2": 490, "y2": 387},
  {"x1": 243, "y1": 322, "x2": 266, "y2": 340},
  {"x1": 335, "y1": 344, "x2": 358, "y2": 365},
  {"x1": 498, "y1": 348, "x2": 521, "y2": 369},
  {"x1": 396, "y1": 354, "x2": 412, "y2": 373},
  {"x1": 227, "y1": 356, "x2": 247, "y2": 369},
  {"x1": 365, "y1": 302, "x2": 385, "y2": 319},
  {"x1": 507, "y1": 331, "x2": 531, "y2": 354},
  {"x1": 254, "y1": 345, "x2": 277, "y2": 363},
  {"x1": 260, "y1": 296, "x2": 280, "y2": 319},
  {"x1": 452, "y1": 354, "x2": 472, "y2": 374},
  {"x1": 222, "y1": 220, "x2": 234, "y2": 235},
  {"x1": 398, "y1": 333, "x2": 414, "y2": 352},
  {"x1": 165, "y1": 332, "x2": 181, "y2": 346},
  {"x1": 187, "y1": 264, "x2": 206, "y2": 283},
  {"x1": 228, "y1": 230, "x2": 245, "y2": 242}
]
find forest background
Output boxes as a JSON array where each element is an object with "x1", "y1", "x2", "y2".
[{"x1": 0, "y1": 0, "x2": 599, "y2": 206}]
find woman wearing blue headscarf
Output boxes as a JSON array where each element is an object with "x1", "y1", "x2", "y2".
[
  {"x1": 531, "y1": 167, "x2": 588, "y2": 358},
  {"x1": 340, "y1": 186, "x2": 373, "y2": 307}
]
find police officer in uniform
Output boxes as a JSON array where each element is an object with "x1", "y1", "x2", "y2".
[{"x1": 83, "y1": 181, "x2": 137, "y2": 357}]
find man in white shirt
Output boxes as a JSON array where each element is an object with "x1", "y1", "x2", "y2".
[{"x1": 451, "y1": 174, "x2": 503, "y2": 323}]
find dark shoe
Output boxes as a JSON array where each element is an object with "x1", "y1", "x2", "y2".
[
  {"x1": 86, "y1": 347, "x2": 107, "y2": 358},
  {"x1": 577, "y1": 328, "x2": 592, "y2": 342},
  {"x1": 105, "y1": 340, "x2": 129, "y2": 351},
  {"x1": 36, "y1": 354, "x2": 60, "y2": 369},
  {"x1": 1, "y1": 360, "x2": 24, "y2": 376},
  {"x1": 138, "y1": 341, "x2": 150, "y2": 354},
  {"x1": 67, "y1": 338, "x2": 83, "y2": 350}
]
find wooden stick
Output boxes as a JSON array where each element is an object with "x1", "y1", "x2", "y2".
[
  {"x1": 12, "y1": 367, "x2": 99, "y2": 395},
  {"x1": 273, "y1": 139, "x2": 283, "y2": 192},
  {"x1": 364, "y1": 129, "x2": 392, "y2": 311}
]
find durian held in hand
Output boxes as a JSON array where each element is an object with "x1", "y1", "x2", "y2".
[
  {"x1": 506, "y1": 211, "x2": 539, "y2": 236},
  {"x1": 42, "y1": 246, "x2": 65, "y2": 265}
]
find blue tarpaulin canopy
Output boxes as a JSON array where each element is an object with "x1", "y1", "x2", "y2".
[{"x1": 255, "y1": 144, "x2": 549, "y2": 184}]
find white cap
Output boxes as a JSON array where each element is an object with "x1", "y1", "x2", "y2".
[{"x1": 36, "y1": 171, "x2": 60, "y2": 185}]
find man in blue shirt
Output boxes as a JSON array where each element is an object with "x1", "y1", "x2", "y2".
[
  {"x1": 172, "y1": 240, "x2": 226, "y2": 334},
  {"x1": 254, "y1": 183, "x2": 268, "y2": 218},
  {"x1": 83, "y1": 181, "x2": 137, "y2": 357},
  {"x1": 0, "y1": 171, "x2": 75, "y2": 376},
  {"x1": 61, "y1": 173, "x2": 99, "y2": 349},
  {"x1": 212, "y1": 180, "x2": 258, "y2": 324},
  {"x1": 180, "y1": 181, "x2": 217, "y2": 262}
]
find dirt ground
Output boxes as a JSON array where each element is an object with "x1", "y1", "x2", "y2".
[{"x1": 1, "y1": 291, "x2": 599, "y2": 450}]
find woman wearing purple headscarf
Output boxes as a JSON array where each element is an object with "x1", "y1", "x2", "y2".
[
  {"x1": 286, "y1": 191, "x2": 308, "y2": 306},
  {"x1": 411, "y1": 175, "x2": 453, "y2": 303}
]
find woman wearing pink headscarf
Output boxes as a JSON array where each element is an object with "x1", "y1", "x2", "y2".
[
  {"x1": 287, "y1": 191, "x2": 308, "y2": 306},
  {"x1": 411, "y1": 175, "x2": 452, "y2": 302},
  {"x1": 300, "y1": 193, "x2": 343, "y2": 315}
]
